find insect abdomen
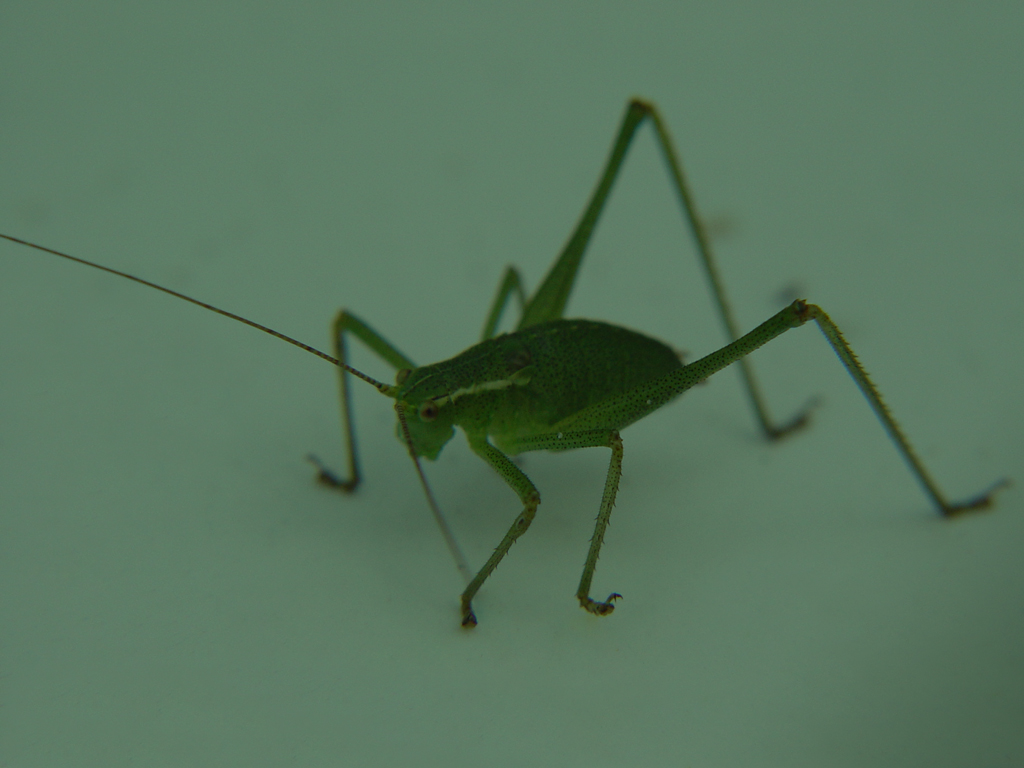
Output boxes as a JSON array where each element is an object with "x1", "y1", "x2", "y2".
[{"x1": 485, "y1": 319, "x2": 682, "y2": 437}]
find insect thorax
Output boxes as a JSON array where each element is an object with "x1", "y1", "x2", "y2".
[{"x1": 397, "y1": 319, "x2": 682, "y2": 455}]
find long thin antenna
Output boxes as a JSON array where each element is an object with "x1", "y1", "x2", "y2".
[
  {"x1": 0, "y1": 232, "x2": 396, "y2": 393},
  {"x1": 395, "y1": 402, "x2": 473, "y2": 584},
  {"x1": 2, "y1": 232, "x2": 339, "y2": 364}
]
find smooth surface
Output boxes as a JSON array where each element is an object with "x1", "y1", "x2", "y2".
[{"x1": 2, "y1": 4, "x2": 1022, "y2": 766}]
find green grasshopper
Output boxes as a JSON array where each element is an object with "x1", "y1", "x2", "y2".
[{"x1": 1, "y1": 99, "x2": 1004, "y2": 628}]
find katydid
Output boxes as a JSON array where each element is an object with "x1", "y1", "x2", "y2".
[{"x1": 1, "y1": 99, "x2": 1005, "y2": 628}]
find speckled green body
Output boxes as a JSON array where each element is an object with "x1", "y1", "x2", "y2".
[{"x1": 397, "y1": 319, "x2": 683, "y2": 460}]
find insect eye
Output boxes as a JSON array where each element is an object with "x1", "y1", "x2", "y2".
[
  {"x1": 418, "y1": 401, "x2": 439, "y2": 421},
  {"x1": 395, "y1": 368, "x2": 411, "y2": 385}
]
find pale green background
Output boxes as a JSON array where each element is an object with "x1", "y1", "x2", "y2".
[{"x1": 2, "y1": 3, "x2": 1022, "y2": 766}]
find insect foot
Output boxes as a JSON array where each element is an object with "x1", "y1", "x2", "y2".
[
  {"x1": 941, "y1": 478, "x2": 1011, "y2": 518},
  {"x1": 306, "y1": 454, "x2": 358, "y2": 493},
  {"x1": 580, "y1": 593, "x2": 622, "y2": 617},
  {"x1": 461, "y1": 601, "x2": 478, "y2": 628}
]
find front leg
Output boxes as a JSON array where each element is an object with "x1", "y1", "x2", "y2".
[
  {"x1": 310, "y1": 309, "x2": 415, "y2": 491},
  {"x1": 461, "y1": 435, "x2": 541, "y2": 627}
]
